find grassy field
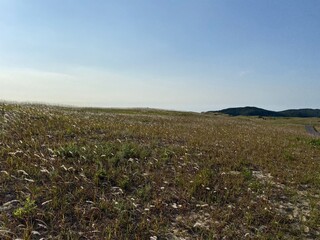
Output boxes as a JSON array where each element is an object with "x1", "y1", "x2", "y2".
[{"x1": 1, "y1": 103, "x2": 320, "y2": 239}]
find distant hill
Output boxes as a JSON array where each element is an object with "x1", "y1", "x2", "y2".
[
  {"x1": 206, "y1": 107, "x2": 320, "y2": 118},
  {"x1": 279, "y1": 109, "x2": 320, "y2": 118}
]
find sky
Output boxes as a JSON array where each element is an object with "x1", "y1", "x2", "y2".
[{"x1": 0, "y1": 0, "x2": 319, "y2": 112}]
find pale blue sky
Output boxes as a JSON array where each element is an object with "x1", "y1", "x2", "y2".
[{"x1": 0, "y1": 0, "x2": 319, "y2": 111}]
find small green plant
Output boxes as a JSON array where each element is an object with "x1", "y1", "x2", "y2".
[
  {"x1": 13, "y1": 197, "x2": 37, "y2": 219},
  {"x1": 283, "y1": 151, "x2": 295, "y2": 161},
  {"x1": 119, "y1": 175, "x2": 131, "y2": 191},
  {"x1": 136, "y1": 184, "x2": 152, "y2": 202},
  {"x1": 310, "y1": 139, "x2": 320, "y2": 147},
  {"x1": 57, "y1": 144, "x2": 81, "y2": 158},
  {"x1": 94, "y1": 168, "x2": 108, "y2": 184},
  {"x1": 119, "y1": 143, "x2": 139, "y2": 159},
  {"x1": 242, "y1": 167, "x2": 253, "y2": 180},
  {"x1": 189, "y1": 168, "x2": 217, "y2": 203},
  {"x1": 249, "y1": 180, "x2": 263, "y2": 192},
  {"x1": 161, "y1": 148, "x2": 175, "y2": 162},
  {"x1": 111, "y1": 143, "x2": 150, "y2": 166}
]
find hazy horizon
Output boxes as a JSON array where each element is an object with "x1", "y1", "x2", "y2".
[{"x1": 1, "y1": 0, "x2": 319, "y2": 112}]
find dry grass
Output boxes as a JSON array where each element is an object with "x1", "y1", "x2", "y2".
[{"x1": 0, "y1": 103, "x2": 320, "y2": 239}]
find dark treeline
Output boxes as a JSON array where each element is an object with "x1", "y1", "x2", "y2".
[{"x1": 207, "y1": 106, "x2": 320, "y2": 118}]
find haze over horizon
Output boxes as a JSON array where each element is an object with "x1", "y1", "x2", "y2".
[{"x1": 1, "y1": 0, "x2": 319, "y2": 112}]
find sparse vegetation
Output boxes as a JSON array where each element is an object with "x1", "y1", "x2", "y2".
[{"x1": 0, "y1": 102, "x2": 320, "y2": 239}]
